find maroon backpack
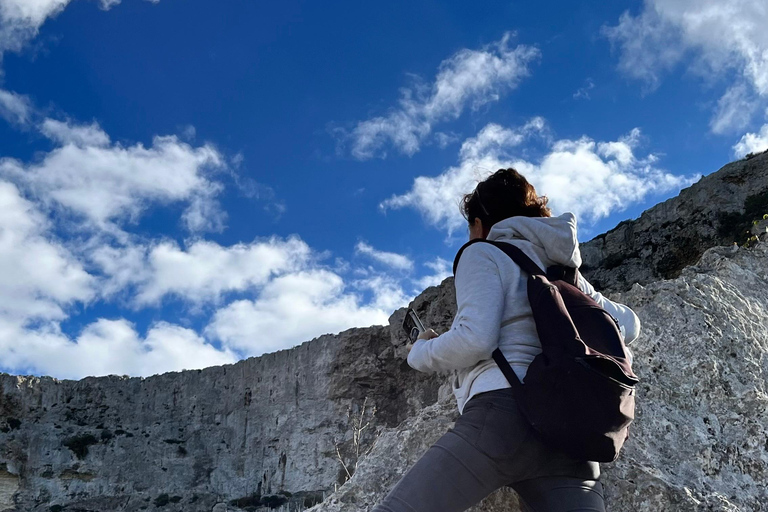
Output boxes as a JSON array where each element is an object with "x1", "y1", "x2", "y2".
[{"x1": 453, "y1": 239, "x2": 638, "y2": 463}]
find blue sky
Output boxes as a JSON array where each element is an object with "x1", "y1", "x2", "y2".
[{"x1": 1, "y1": 0, "x2": 767, "y2": 379}]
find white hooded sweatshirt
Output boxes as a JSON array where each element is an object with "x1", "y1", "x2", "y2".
[{"x1": 407, "y1": 212, "x2": 641, "y2": 414}]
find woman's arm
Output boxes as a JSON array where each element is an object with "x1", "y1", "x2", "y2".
[
  {"x1": 577, "y1": 272, "x2": 641, "y2": 345},
  {"x1": 407, "y1": 244, "x2": 505, "y2": 373}
]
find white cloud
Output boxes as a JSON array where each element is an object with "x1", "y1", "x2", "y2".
[
  {"x1": 382, "y1": 121, "x2": 698, "y2": 235},
  {"x1": 228, "y1": 167, "x2": 286, "y2": 220},
  {"x1": 710, "y1": 83, "x2": 755, "y2": 135},
  {"x1": 0, "y1": 317, "x2": 237, "y2": 380},
  {"x1": 458, "y1": 117, "x2": 546, "y2": 161},
  {"x1": 0, "y1": 88, "x2": 31, "y2": 125},
  {"x1": 99, "y1": 0, "x2": 122, "y2": 9},
  {"x1": 0, "y1": 109, "x2": 403, "y2": 377},
  {"x1": 40, "y1": 118, "x2": 110, "y2": 147},
  {"x1": 413, "y1": 257, "x2": 452, "y2": 290},
  {"x1": 353, "y1": 274, "x2": 411, "y2": 312},
  {"x1": 181, "y1": 188, "x2": 227, "y2": 233},
  {"x1": 0, "y1": 0, "x2": 71, "y2": 55},
  {"x1": 181, "y1": 124, "x2": 196, "y2": 140},
  {"x1": 93, "y1": 236, "x2": 314, "y2": 306},
  {"x1": 346, "y1": 33, "x2": 539, "y2": 159},
  {"x1": 355, "y1": 241, "x2": 414, "y2": 271},
  {"x1": 0, "y1": 180, "x2": 94, "y2": 322},
  {"x1": 90, "y1": 232, "x2": 411, "y2": 360},
  {"x1": 380, "y1": 119, "x2": 547, "y2": 234},
  {"x1": 0, "y1": 197, "x2": 403, "y2": 377},
  {"x1": 205, "y1": 270, "x2": 391, "y2": 355},
  {"x1": 602, "y1": 9, "x2": 685, "y2": 91},
  {"x1": 603, "y1": 0, "x2": 768, "y2": 133},
  {"x1": 514, "y1": 129, "x2": 696, "y2": 224},
  {"x1": 733, "y1": 123, "x2": 768, "y2": 157},
  {"x1": 0, "y1": 0, "x2": 159, "y2": 62},
  {"x1": 573, "y1": 78, "x2": 595, "y2": 100},
  {"x1": 434, "y1": 132, "x2": 460, "y2": 148},
  {"x1": 1, "y1": 119, "x2": 226, "y2": 233},
  {"x1": 0, "y1": 178, "x2": 217, "y2": 383}
]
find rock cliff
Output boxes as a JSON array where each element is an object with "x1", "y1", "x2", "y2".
[
  {"x1": 1, "y1": 152, "x2": 767, "y2": 512},
  {"x1": 579, "y1": 150, "x2": 768, "y2": 292},
  {"x1": 316, "y1": 241, "x2": 768, "y2": 512}
]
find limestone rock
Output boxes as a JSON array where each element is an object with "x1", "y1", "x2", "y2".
[
  {"x1": 313, "y1": 241, "x2": 768, "y2": 511},
  {"x1": 0, "y1": 326, "x2": 441, "y2": 512},
  {"x1": 579, "y1": 151, "x2": 768, "y2": 293}
]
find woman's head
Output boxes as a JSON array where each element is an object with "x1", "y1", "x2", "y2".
[{"x1": 461, "y1": 168, "x2": 551, "y2": 238}]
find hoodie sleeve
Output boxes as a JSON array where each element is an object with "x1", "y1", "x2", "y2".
[
  {"x1": 407, "y1": 244, "x2": 505, "y2": 373},
  {"x1": 577, "y1": 273, "x2": 641, "y2": 345}
]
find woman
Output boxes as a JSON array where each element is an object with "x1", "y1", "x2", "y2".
[{"x1": 372, "y1": 168, "x2": 640, "y2": 512}]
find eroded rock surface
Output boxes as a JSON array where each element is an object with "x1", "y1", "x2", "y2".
[
  {"x1": 313, "y1": 242, "x2": 768, "y2": 512},
  {"x1": 579, "y1": 150, "x2": 768, "y2": 292},
  {"x1": 0, "y1": 327, "x2": 442, "y2": 512}
]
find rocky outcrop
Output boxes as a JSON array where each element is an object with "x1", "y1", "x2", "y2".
[
  {"x1": 579, "y1": 150, "x2": 768, "y2": 292},
  {"x1": 1, "y1": 153, "x2": 767, "y2": 511},
  {"x1": 313, "y1": 241, "x2": 768, "y2": 512}
]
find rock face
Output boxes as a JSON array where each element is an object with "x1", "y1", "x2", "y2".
[
  {"x1": 1, "y1": 153, "x2": 768, "y2": 512},
  {"x1": 314, "y1": 241, "x2": 768, "y2": 512},
  {"x1": 579, "y1": 150, "x2": 768, "y2": 293},
  {"x1": 0, "y1": 328, "x2": 443, "y2": 512}
]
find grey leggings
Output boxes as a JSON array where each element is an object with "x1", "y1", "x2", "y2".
[{"x1": 372, "y1": 388, "x2": 606, "y2": 512}]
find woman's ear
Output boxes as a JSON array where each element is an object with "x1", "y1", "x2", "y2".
[{"x1": 469, "y1": 217, "x2": 487, "y2": 240}]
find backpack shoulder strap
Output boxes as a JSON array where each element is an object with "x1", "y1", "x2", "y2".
[
  {"x1": 481, "y1": 240, "x2": 546, "y2": 276},
  {"x1": 453, "y1": 239, "x2": 545, "y2": 390},
  {"x1": 492, "y1": 348, "x2": 523, "y2": 388},
  {"x1": 452, "y1": 239, "x2": 487, "y2": 275},
  {"x1": 452, "y1": 239, "x2": 546, "y2": 276}
]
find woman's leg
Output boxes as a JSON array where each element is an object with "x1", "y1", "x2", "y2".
[
  {"x1": 371, "y1": 393, "x2": 532, "y2": 512},
  {"x1": 511, "y1": 477, "x2": 606, "y2": 512},
  {"x1": 371, "y1": 428, "x2": 509, "y2": 512}
]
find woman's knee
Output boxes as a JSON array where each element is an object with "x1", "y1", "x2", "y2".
[{"x1": 512, "y1": 477, "x2": 605, "y2": 512}]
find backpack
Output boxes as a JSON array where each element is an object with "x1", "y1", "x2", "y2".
[{"x1": 453, "y1": 239, "x2": 638, "y2": 463}]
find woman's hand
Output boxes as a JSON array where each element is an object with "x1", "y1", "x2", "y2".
[
  {"x1": 405, "y1": 329, "x2": 439, "y2": 354},
  {"x1": 418, "y1": 328, "x2": 439, "y2": 341}
]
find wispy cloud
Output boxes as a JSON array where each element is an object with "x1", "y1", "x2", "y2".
[
  {"x1": 0, "y1": 88, "x2": 31, "y2": 125},
  {"x1": 355, "y1": 241, "x2": 414, "y2": 271},
  {"x1": 342, "y1": 32, "x2": 540, "y2": 160},
  {"x1": 0, "y1": 0, "x2": 160, "y2": 63},
  {"x1": 0, "y1": 0, "x2": 71, "y2": 56},
  {"x1": 573, "y1": 78, "x2": 595, "y2": 100},
  {"x1": 40, "y1": 118, "x2": 111, "y2": 146},
  {"x1": 413, "y1": 257, "x2": 452, "y2": 290},
  {"x1": 382, "y1": 120, "x2": 698, "y2": 236},
  {"x1": 603, "y1": 0, "x2": 768, "y2": 135}
]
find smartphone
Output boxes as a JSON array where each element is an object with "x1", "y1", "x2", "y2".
[{"x1": 402, "y1": 308, "x2": 426, "y2": 343}]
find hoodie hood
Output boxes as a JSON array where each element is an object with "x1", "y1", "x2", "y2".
[{"x1": 486, "y1": 212, "x2": 582, "y2": 268}]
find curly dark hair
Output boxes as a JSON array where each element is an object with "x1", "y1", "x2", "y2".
[{"x1": 461, "y1": 168, "x2": 551, "y2": 228}]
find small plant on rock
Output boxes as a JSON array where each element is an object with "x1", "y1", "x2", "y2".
[
  {"x1": 333, "y1": 397, "x2": 381, "y2": 491},
  {"x1": 743, "y1": 213, "x2": 768, "y2": 248}
]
